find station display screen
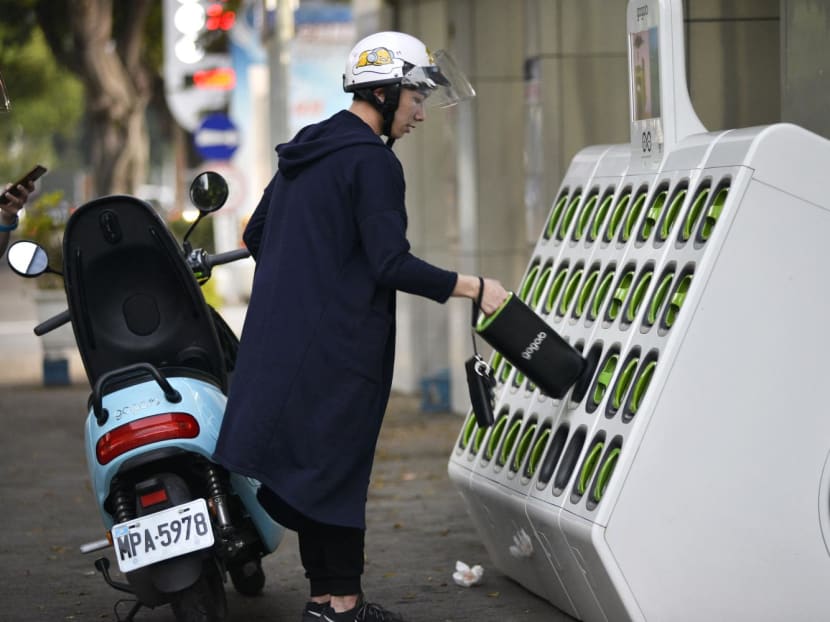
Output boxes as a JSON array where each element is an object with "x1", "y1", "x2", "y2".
[{"x1": 630, "y1": 27, "x2": 660, "y2": 122}]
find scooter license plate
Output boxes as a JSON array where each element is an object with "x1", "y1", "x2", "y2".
[{"x1": 111, "y1": 498, "x2": 215, "y2": 573}]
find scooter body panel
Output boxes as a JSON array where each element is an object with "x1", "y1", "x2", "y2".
[{"x1": 85, "y1": 375, "x2": 283, "y2": 553}]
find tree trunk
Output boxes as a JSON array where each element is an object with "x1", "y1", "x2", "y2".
[{"x1": 39, "y1": 0, "x2": 153, "y2": 197}]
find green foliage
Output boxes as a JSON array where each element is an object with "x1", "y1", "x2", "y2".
[
  {"x1": 0, "y1": 23, "x2": 84, "y2": 182},
  {"x1": 200, "y1": 274, "x2": 223, "y2": 310},
  {"x1": 19, "y1": 189, "x2": 68, "y2": 288},
  {"x1": 167, "y1": 217, "x2": 216, "y2": 255}
]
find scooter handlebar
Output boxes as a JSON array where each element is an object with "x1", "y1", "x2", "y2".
[
  {"x1": 206, "y1": 248, "x2": 250, "y2": 268},
  {"x1": 34, "y1": 309, "x2": 71, "y2": 336}
]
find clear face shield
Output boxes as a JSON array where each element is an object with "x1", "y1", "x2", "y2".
[
  {"x1": 401, "y1": 50, "x2": 475, "y2": 108},
  {"x1": 0, "y1": 73, "x2": 10, "y2": 112}
]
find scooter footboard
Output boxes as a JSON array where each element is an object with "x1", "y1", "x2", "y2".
[{"x1": 229, "y1": 473, "x2": 285, "y2": 553}]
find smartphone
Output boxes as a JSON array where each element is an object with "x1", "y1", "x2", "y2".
[{"x1": 2, "y1": 164, "x2": 47, "y2": 202}]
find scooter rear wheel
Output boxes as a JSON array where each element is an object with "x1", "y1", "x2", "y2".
[{"x1": 170, "y1": 560, "x2": 227, "y2": 622}]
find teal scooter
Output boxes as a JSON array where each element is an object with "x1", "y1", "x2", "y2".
[{"x1": 6, "y1": 172, "x2": 283, "y2": 622}]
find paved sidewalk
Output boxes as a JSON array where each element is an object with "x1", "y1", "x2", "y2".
[{"x1": 0, "y1": 384, "x2": 572, "y2": 622}]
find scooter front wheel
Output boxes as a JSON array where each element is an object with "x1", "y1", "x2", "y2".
[{"x1": 170, "y1": 560, "x2": 227, "y2": 622}]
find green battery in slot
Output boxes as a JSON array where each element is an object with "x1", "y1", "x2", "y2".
[
  {"x1": 659, "y1": 188, "x2": 687, "y2": 241},
  {"x1": 621, "y1": 189, "x2": 648, "y2": 242},
  {"x1": 498, "y1": 416, "x2": 524, "y2": 467},
  {"x1": 559, "y1": 267, "x2": 584, "y2": 317},
  {"x1": 525, "y1": 426, "x2": 550, "y2": 478},
  {"x1": 590, "y1": 267, "x2": 617, "y2": 321},
  {"x1": 519, "y1": 263, "x2": 540, "y2": 303},
  {"x1": 700, "y1": 185, "x2": 729, "y2": 241},
  {"x1": 606, "y1": 191, "x2": 631, "y2": 241},
  {"x1": 592, "y1": 446, "x2": 621, "y2": 503},
  {"x1": 558, "y1": 193, "x2": 582, "y2": 240},
  {"x1": 574, "y1": 193, "x2": 599, "y2": 241},
  {"x1": 484, "y1": 413, "x2": 509, "y2": 462},
  {"x1": 575, "y1": 266, "x2": 600, "y2": 319},
  {"x1": 577, "y1": 440, "x2": 605, "y2": 496},
  {"x1": 513, "y1": 421, "x2": 537, "y2": 473},
  {"x1": 681, "y1": 186, "x2": 710, "y2": 241},
  {"x1": 646, "y1": 271, "x2": 675, "y2": 328},
  {"x1": 625, "y1": 269, "x2": 654, "y2": 324},
  {"x1": 641, "y1": 188, "x2": 667, "y2": 239},
  {"x1": 545, "y1": 193, "x2": 570, "y2": 240},
  {"x1": 589, "y1": 193, "x2": 615, "y2": 242},
  {"x1": 664, "y1": 272, "x2": 693, "y2": 328}
]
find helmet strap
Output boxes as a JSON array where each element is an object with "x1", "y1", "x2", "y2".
[
  {"x1": 377, "y1": 84, "x2": 401, "y2": 145},
  {"x1": 353, "y1": 84, "x2": 402, "y2": 147}
]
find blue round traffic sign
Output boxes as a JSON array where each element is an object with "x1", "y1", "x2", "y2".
[{"x1": 194, "y1": 113, "x2": 239, "y2": 161}]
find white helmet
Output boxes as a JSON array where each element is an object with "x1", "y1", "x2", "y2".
[{"x1": 342, "y1": 31, "x2": 475, "y2": 109}]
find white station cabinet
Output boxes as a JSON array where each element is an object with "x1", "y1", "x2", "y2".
[{"x1": 448, "y1": 1, "x2": 830, "y2": 620}]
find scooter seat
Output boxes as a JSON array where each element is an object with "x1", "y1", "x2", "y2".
[{"x1": 62, "y1": 195, "x2": 228, "y2": 390}]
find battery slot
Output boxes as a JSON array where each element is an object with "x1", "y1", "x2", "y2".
[
  {"x1": 698, "y1": 179, "x2": 731, "y2": 244},
  {"x1": 531, "y1": 261, "x2": 553, "y2": 310},
  {"x1": 557, "y1": 192, "x2": 582, "y2": 241},
  {"x1": 483, "y1": 408, "x2": 511, "y2": 464},
  {"x1": 587, "y1": 344, "x2": 621, "y2": 414},
  {"x1": 574, "y1": 262, "x2": 601, "y2": 320},
  {"x1": 544, "y1": 191, "x2": 570, "y2": 240},
  {"x1": 586, "y1": 435, "x2": 623, "y2": 510},
  {"x1": 571, "y1": 431, "x2": 606, "y2": 503},
  {"x1": 604, "y1": 188, "x2": 632, "y2": 242},
  {"x1": 588, "y1": 263, "x2": 617, "y2": 322},
  {"x1": 605, "y1": 262, "x2": 637, "y2": 324},
  {"x1": 660, "y1": 264, "x2": 695, "y2": 333},
  {"x1": 642, "y1": 264, "x2": 676, "y2": 331},
  {"x1": 573, "y1": 189, "x2": 600, "y2": 242},
  {"x1": 519, "y1": 260, "x2": 541, "y2": 303},
  {"x1": 607, "y1": 347, "x2": 641, "y2": 419},
  {"x1": 557, "y1": 263, "x2": 584, "y2": 318},
  {"x1": 536, "y1": 423, "x2": 570, "y2": 489},
  {"x1": 570, "y1": 341, "x2": 604, "y2": 406},
  {"x1": 511, "y1": 418, "x2": 538, "y2": 474},
  {"x1": 525, "y1": 423, "x2": 552, "y2": 480},
  {"x1": 638, "y1": 181, "x2": 669, "y2": 242},
  {"x1": 623, "y1": 349, "x2": 659, "y2": 422},
  {"x1": 543, "y1": 262, "x2": 570, "y2": 315},
  {"x1": 459, "y1": 412, "x2": 477, "y2": 450},
  {"x1": 552, "y1": 425, "x2": 588, "y2": 496},
  {"x1": 622, "y1": 264, "x2": 655, "y2": 329},
  {"x1": 497, "y1": 412, "x2": 525, "y2": 468},
  {"x1": 657, "y1": 182, "x2": 688, "y2": 242},
  {"x1": 620, "y1": 185, "x2": 649, "y2": 243},
  {"x1": 680, "y1": 180, "x2": 711, "y2": 243},
  {"x1": 588, "y1": 190, "x2": 616, "y2": 242}
]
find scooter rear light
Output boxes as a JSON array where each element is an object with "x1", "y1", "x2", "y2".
[{"x1": 96, "y1": 413, "x2": 200, "y2": 465}]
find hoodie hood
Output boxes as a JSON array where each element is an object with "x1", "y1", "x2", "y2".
[{"x1": 276, "y1": 110, "x2": 384, "y2": 179}]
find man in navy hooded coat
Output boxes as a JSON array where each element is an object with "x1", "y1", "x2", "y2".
[{"x1": 214, "y1": 31, "x2": 508, "y2": 622}]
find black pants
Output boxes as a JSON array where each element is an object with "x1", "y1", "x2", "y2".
[{"x1": 258, "y1": 485, "x2": 365, "y2": 596}]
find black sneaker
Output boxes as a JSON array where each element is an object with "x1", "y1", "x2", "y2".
[
  {"x1": 321, "y1": 595, "x2": 405, "y2": 622},
  {"x1": 302, "y1": 600, "x2": 329, "y2": 622}
]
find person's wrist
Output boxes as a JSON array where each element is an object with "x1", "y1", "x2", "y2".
[{"x1": 0, "y1": 209, "x2": 19, "y2": 231}]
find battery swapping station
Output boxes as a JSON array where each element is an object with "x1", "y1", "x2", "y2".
[{"x1": 448, "y1": 0, "x2": 830, "y2": 620}]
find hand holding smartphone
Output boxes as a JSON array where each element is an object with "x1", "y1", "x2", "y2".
[{"x1": 2, "y1": 164, "x2": 47, "y2": 205}]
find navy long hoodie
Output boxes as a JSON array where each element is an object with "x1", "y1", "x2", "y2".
[{"x1": 214, "y1": 110, "x2": 457, "y2": 529}]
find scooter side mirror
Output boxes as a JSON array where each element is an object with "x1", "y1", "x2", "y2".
[
  {"x1": 6, "y1": 239, "x2": 51, "y2": 278},
  {"x1": 189, "y1": 171, "x2": 229, "y2": 214}
]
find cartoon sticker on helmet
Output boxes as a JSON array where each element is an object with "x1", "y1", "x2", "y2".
[{"x1": 354, "y1": 46, "x2": 404, "y2": 76}]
